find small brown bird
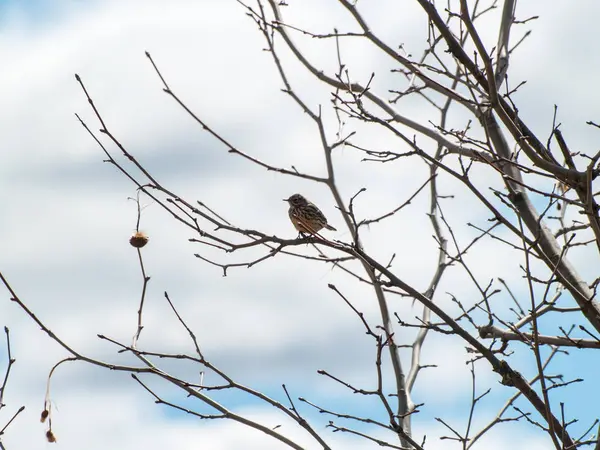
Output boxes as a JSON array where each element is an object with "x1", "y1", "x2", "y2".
[{"x1": 284, "y1": 194, "x2": 336, "y2": 236}]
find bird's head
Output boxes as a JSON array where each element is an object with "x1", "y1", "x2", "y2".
[{"x1": 284, "y1": 194, "x2": 308, "y2": 207}]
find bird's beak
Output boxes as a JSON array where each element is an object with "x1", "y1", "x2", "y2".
[{"x1": 283, "y1": 198, "x2": 289, "y2": 202}]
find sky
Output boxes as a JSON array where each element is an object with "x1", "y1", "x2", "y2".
[{"x1": 1, "y1": 0, "x2": 600, "y2": 449}]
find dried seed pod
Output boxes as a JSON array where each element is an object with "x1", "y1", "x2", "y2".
[
  {"x1": 129, "y1": 231, "x2": 149, "y2": 248},
  {"x1": 46, "y1": 430, "x2": 57, "y2": 443}
]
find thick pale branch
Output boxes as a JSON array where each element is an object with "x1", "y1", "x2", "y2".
[
  {"x1": 480, "y1": 325, "x2": 600, "y2": 349},
  {"x1": 439, "y1": 19, "x2": 600, "y2": 334},
  {"x1": 353, "y1": 248, "x2": 575, "y2": 449},
  {"x1": 494, "y1": 0, "x2": 516, "y2": 88},
  {"x1": 265, "y1": 0, "x2": 483, "y2": 159},
  {"x1": 415, "y1": 0, "x2": 580, "y2": 179}
]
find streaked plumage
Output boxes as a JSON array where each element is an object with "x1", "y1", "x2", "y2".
[{"x1": 284, "y1": 194, "x2": 336, "y2": 235}]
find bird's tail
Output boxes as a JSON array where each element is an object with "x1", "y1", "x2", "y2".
[{"x1": 325, "y1": 224, "x2": 337, "y2": 231}]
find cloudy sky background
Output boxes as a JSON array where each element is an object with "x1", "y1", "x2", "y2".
[{"x1": 1, "y1": 0, "x2": 599, "y2": 448}]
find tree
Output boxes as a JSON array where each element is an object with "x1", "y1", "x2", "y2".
[{"x1": 2, "y1": 0, "x2": 599, "y2": 448}]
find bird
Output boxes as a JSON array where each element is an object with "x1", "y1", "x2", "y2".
[{"x1": 284, "y1": 194, "x2": 336, "y2": 236}]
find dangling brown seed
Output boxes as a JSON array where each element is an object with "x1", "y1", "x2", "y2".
[
  {"x1": 40, "y1": 409, "x2": 49, "y2": 423},
  {"x1": 129, "y1": 231, "x2": 149, "y2": 248},
  {"x1": 46, "y1": 430, "x2": 57, "y2": 443}
]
